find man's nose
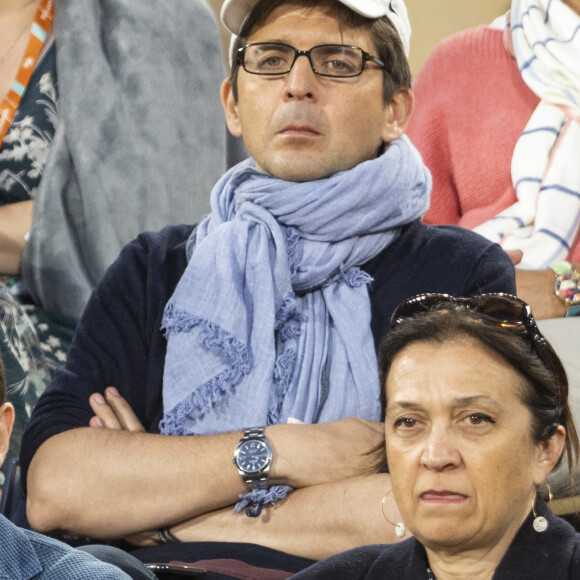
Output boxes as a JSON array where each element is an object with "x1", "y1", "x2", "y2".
[{"x1": 284, "y1": 54, "x2": 318, "y2": 100}]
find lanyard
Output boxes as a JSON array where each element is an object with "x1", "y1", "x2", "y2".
[{"x1": 0, "y1": 0, "x2": 54, "y2": 144}]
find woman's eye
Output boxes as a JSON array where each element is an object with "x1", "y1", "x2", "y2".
[{"x1": 465, "y1": 413, "x2": 495, "y2": 426}]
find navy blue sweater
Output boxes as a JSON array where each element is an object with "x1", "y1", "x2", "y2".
[{"x1": 21, "y1": 220, "x2": 514, "y2": 484}]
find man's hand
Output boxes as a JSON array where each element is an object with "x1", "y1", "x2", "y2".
[
  {"x1": 268, "y1": 418, "x2": 385, "y2": 488},
  {"x1": 88, "y1": 387, "x2": 145, "y2": 432}
]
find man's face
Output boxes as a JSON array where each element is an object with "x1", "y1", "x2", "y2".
[{"x1": 222, "y1": 2, "x2": 396, "y2": 182}]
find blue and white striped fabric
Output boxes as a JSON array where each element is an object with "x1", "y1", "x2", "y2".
[{"x1": 474, "y1": 0, "x2": 580, "y2": 269}]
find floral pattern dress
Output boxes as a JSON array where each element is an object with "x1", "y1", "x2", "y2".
[
  {"x1": 0, "y1": 36, "x2": 64, "y2": 484},
  {"x1": 0, "y1": 37, "x2": 57, "y2": 203}
]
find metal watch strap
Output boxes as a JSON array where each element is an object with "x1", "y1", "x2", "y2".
[
  {"x1": 234, "y1": 427, "x2": 271, "y2": 490},
  {"x1": 241, "y1": 427, "x2": 265, "y2": 441}
]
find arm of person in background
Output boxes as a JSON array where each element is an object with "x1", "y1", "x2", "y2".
[
  {"x1": 0, "y1": 200, "x2": 33, "y2": 274},
  {"x1": 507, "y1": 250, "x2": 578, "y2": 319},
  {"x1": 88, "y1": 388, "x2": 401, "y2": 561}
]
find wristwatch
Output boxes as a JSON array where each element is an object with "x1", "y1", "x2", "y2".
[
  {"x1": 233, "y1": 427, "x2": 272, "y2": 490},
  {"x1": 551, "y1": 261, "x2": 580, "y2": 317}
]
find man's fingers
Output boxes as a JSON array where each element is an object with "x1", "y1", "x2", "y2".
[
  {"x1": 89, "y1": 393, "x2": 122, "y2": 429},
  {"x1": 89, "y1": 416, "x2": 104, "y2": 428},
  {"x1": 104, "y1": 387, "x2": 146, "y2": 432}
]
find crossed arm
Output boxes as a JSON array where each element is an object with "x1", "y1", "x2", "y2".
[{"x1": 26, "y1": 387, "x2": 402, "y2": 560}]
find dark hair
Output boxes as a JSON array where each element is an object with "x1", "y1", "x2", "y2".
[
  {"x1": 378, "y1": 304, "x2": 579, "y2": 477},
  {"x1": 228, "y1": 0, "x2": 411, "y2": 103}
]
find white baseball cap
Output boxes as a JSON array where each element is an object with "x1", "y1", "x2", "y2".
[{"x1": 220, "y1": 0, "x2": 411, "y2": 56}]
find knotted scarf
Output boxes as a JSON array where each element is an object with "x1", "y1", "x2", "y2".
[
  {"x1": 475, "y1": 0, "x2": 580, "y2": 268},
  {"x1": 161, "y1": 137, "x2": 429, "y2": 437}
]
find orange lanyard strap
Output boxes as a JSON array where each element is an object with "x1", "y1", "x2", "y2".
[{"x1": 0, "y1": 0, "x2": 54, "y2": 144}]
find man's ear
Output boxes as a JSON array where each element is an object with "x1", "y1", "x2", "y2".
[
  {"x1": 221, "y1": 78, "x2": 242, "y2": 138},
  {"x1": 0, "y1": 402, "x2": 15, "y2": 467},
  {"x1": 381, "y1": 88, "x2": 414, "y2": 143},
  {"x1": 533, "y1": 425, "x2": 566, "y2": 487}
]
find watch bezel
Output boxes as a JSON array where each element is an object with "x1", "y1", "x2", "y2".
[
  {"x1": 234, "y1": 438, "x2": 272, "y2": 474},
  {"x1": 233, "y1": 428, "x2": 273, "y2": 489}
]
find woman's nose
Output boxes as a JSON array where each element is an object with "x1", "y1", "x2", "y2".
[{"x1": 420, "y1": 426, "x2": 461, "y2": 471}]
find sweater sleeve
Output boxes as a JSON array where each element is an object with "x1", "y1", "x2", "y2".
[
  {"x1": 462, "y1": 235, "x2": 516, "y2": 296},
  {"x1": 19, "y1": 226, "x2": 190, "y2": 491}
]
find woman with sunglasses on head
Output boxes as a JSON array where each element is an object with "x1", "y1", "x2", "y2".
[{"x1": 293, "y1": 293, "x2": 580, "y2": 579}]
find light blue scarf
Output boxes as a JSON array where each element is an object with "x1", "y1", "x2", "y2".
[{"x1": 161, "y1": 136, "x2": 430, "y2": 436}]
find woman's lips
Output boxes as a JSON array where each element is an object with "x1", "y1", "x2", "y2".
[{"x1": 420, "y1": 490, "x2": 467, "y2": 503}]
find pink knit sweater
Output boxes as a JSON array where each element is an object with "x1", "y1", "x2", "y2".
[{"x1": 407, "y1": 25, "x2": 580, "y2": 262}]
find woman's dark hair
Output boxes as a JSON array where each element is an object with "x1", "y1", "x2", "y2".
[
  {"x1": 228, "y1": 0, "x2": 411, "y2": 103},
  {"x1": 378, "y1": 304, "x2": 579, "y2": 477}
]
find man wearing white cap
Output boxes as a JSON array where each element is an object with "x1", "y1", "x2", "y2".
[{"x1": 20, "y1": 0, "x2": 514, "y2": 576}]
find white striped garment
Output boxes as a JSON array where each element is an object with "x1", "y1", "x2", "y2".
[{"x1": 474, "y1": 0, "x2": 580, "y2": 269}]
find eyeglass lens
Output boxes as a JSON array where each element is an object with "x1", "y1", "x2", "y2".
[{"x1": 243, "y1": 43, "x2": 367, "y2": 77}]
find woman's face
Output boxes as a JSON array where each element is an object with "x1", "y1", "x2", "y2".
[{"x1": 384, "y1": 338, "x2": 562, "y2": 555}]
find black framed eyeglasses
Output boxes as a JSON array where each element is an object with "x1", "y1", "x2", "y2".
[
  {"x1": 237, "y1": 42, "x2": 386, "y2": 78},
  {"x1": 390, "y1": 293, "x2": 566, "y2": 385}
]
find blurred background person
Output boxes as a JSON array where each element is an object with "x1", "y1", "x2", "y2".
[
  {"x1": 1, "y1": 0, "x2": 230, "y2": 368},
  {"x1": 0, "y1": 0, "x2": 231, "y2": 468}
]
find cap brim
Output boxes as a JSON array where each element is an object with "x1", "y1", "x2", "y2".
[
  {"x1": 337, "y1": 0, "x2": 389, "y2": 19},
  {"x1": 220, "y1": 0, "x2": 410, "y2": 56},
  {"x1": 221, "y1": 0, "x2": 260, "y2": 35}
]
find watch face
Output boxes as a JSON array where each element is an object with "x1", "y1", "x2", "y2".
[{"x1": 237, "y1": 440, "x2": 270, "y2": 474}]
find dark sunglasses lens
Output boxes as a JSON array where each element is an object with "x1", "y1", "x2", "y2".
[
  {"x1": 391, "y1": 294, "x2": 450, "y2": 326},
  {"x1": 470, "y1": 294, "x2": 527, "y2": 323}
]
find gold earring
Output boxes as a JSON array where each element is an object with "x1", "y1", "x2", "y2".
[{"x1": 382, "y1": 489, "x2": 406, "y2": 538}]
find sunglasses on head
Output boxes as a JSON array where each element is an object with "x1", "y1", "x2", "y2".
[{"x1": 390, "y1": 293, "x2": 566, "y2": 386}]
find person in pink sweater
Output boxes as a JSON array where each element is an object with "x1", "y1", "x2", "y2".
[{"x1": 407, "y1": 0, "x2": 580, "y2": 321}]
